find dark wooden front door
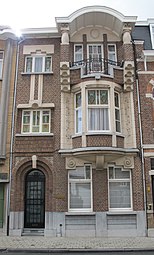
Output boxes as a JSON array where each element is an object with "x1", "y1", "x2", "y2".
[{"x1": 24, "y1": 170, "x2": 45, "y2": 228}]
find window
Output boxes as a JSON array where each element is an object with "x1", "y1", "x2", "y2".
[
  {"x1": 108, "y1": 44, "x2": 117, "y2": 75},
  {"x1": 0, "y1": 52, "x2": 4, "y2": 79},
  {"x1": 74, "y1": 45, "x2": 83, "y2": 63},
  {"x1": 88, "y1": 45, "x2": 103, "y2": 72},
  {"x1": 108, "y1": 44, "x2": 116, "y2": 64},
  {"x1": 114, "y1": 92, "x2": 121, "y2": 132},
  {"x1": 75, "y1": 92, "x2": 82, "y2": 134},
  {"x1": 151, "y1": 158, "x2": 154, "y2": 170},
  {"x1": 25, "y1": 55, "x2": 52, "y2": 73},
  {"x1": 87, "y1": 89, "x2": 109, "y2": 131},
  {"x1": 22, "y1": 109, "x2": 50, "y2": 133},
  {"x1": 150, "y1": 24, "x2": 154, "y2": 49},
  {"x1": 108, "y1": 166, "x2": 132, "y2": 210},
  {"x1": 68, "y1": 165, "x2": 92, "y2": 211}
]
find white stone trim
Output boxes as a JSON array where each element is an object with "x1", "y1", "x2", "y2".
[{"x1": 23, "y1": 45, "x2": 54, "y2": 54}]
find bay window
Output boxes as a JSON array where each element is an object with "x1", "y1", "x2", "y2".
[
  {"x1": 0, "y1": 51, "x2": 4, "y2": 79},
  {"x1": 22, "y1": 109, "x2": 50, "y2": 134},
  {"x1": 75, "y1": 92, "x2": 82, "y2": 134},
  {"x1": 108, "y1": 166, "x2": 132, "y2": 210},
  {"x1": 68, "y1": 165, "x2": 92, "y2": 211},
  {"x1": 87, "y1": 89, "x2": 109, "y2": 131},
  {"x1": 114, "y1": 92, "x2": 121, "y2": 132},
  {"x1": 25, "y1": 55, "x2": 52, "y2": 73}
]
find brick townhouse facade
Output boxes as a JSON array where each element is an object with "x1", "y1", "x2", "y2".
[
  {"x1": 132, "y1": 19, "x2": 154, "y2": 236},
  {"x1": 0, "y1": 27, "x2": 17, "y2": 235},
  {"x1": 6, "y1": 6, "x2": 154, "y2": 237}
]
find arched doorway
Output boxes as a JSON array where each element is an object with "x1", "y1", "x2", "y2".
[{"x1": 24, "y1": 170, "x2": 45, "y2": 228}]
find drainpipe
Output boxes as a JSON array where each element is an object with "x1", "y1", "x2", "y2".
[
  {"x1": 132, "y1": 40, "x2": 148, "y2": 236},
  {"x1": 7, "y1": 37, "x2": 24, "y2": 236}
]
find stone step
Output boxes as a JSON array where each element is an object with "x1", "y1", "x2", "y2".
[{"x1": 22, "y1": 228, "x2": 44, "y2": 236}]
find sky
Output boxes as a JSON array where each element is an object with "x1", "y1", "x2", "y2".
[{"x1": 1, "y1": 0, "x2": 154, "y2": 33}]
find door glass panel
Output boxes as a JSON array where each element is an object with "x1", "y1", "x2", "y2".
[{"x1": 25, "y1": 170, "x2": 45, "y2": 228}]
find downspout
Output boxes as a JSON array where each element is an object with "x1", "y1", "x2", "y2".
[
  {"x1": 132, "y1": 40, "x2": 147, "y2": 236},
  {"x1": 7, "y1": 37, "x2": 24, "y2": 236}
]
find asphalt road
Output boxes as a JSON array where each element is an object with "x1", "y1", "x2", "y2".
[{"x1": 2, "y1": 251, "x2": 154, "y2": 255}]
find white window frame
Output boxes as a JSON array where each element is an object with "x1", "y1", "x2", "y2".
[
  {"x1": 74, "y1": 44, "x2": 83, "y2": 63},
  {"x1": 75, "y1": 92, "x2": 82, "y2": 134},
  {"x1": 87, "y1": 89, "x2": 110, "y2": 132},
  {"x1": 108, "y1": 166, "x2": 132, "y2": 212},
  {"x1": 25, "y1": 54, "x2": 52, "y2": 73},
  {"x1": 150, "y1": 24, "x2": 154, "y2": 49},
  {"x1": 108, "y1": 44, "x2": 117, "y2": 63},
  {"x1": 114, "y1": 91, "x2": 121, "y2": 133},
  {"x1": 87, "y1": 44, "x2": 103, "y2": 60},
  {"x1": 0, "y1": 51, "x2": 4, "y2": 79},
  {"x1": 108, "y1": 44, "x2": 117, "y2": 75},
  {"x1": 68, "y1": 165, "x2": 93, "y2": 212},
  {"x1": 21, "y1": 109, "x2": 51, "y2": 134}
]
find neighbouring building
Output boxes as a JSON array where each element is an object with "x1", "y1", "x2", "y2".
[
  {"x1": 0, "y1": 27, "x2": 17, "y2": 235},
  {"x1": 9, "y1": 6, "x2": 148, "y2": 237},
  {"x1": 133, "y1": 19, "x2": 154, "y2": 237}
]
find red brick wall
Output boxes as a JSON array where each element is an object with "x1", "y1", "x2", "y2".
[{"x1": 86, "y1": 135, "x2": 112, "y2": 147}]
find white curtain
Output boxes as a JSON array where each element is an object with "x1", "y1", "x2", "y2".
[{"x1": 88, "y1": 108, "x2": 109, "y2": 130}]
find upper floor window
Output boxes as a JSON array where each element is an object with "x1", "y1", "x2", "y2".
[
  {"x1": 0, "y1": 51, "x2": 4, "y2": 79},
  {"x1": 150, "y1": 24, "x2": 154, "y2": 49},
  {"x1": 108, "y1": 44, "x2": 117, "y2": 63},
  {"x1": 22, "y1": 109, "x2": 50, "y2": 134},
  {"x1": 114, "y1": 92, "x2": 121, "y2": 133},
  {"x1": 75, "y1": 92, "x2": 82, "y2": 134},
  {"x1": 87, "y1": 89, "x2": 109, "y2": 131},
  {"x1": 108, "y1": 166, "x2": 132, "y2": 210},
  {"x1": 68, "y1": 165, "x2": 92, "y2": 212},
  {"x1": 25, "y1": 55, "x2": 52, "y2": 73},
  {"x1": 74, "y1": 45, "x2": 83, "y2": 63}
]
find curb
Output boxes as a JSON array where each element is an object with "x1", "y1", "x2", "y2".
[{"x1": 2, "y1": 248, "x2": 154, "y2": 253}]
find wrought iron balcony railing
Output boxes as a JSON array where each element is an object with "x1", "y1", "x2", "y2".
[{"x1": 70, "y1": 58, "x2": 123, "y2": 76}]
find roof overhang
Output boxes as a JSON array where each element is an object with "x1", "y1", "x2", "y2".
[
  {"x1": 143, "y1": 50, "x2": 154, "y2": 61},
  {"x1": 0, "y1": 27, "x2": 16, "y2": 40},
  {"x1": 20, "y1": 27, "x2": 60, "y2": 39},
  {"x1": 56, "y1": 6, "x2": 137, "y2": 37}
]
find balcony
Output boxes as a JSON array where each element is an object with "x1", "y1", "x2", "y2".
[{"x1": 70, "y1": 58, "x2": 123, "y2": 77}]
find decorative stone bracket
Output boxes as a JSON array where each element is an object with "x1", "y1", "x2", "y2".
[
  {"x1": 60, "y1": 62, "x2": 70, "y2": 91},
  {"x1": 124, "y1": 61, "x2": 135, "y2": 91}
]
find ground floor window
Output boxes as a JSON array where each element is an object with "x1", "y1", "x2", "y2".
[
  {"x1": 108, "y1": 166, "x2": 132, "y2": 210},
  {"x1": 0, "y1": 184, "x2": 4, "y2": 228},
  {"x1": 68, "y1": 165, "x2": 92, "y2": 212}
]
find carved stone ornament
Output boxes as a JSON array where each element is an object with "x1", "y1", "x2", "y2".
[
  {"x1": 124, "y1": 157, "x2": 132, "y2": 168},
  {"x1": 67, "y1": 158, "x2": 76, "y2": 169},
  {"x1": 123, "y1": 29, "x2": 131, "y2": 44}
]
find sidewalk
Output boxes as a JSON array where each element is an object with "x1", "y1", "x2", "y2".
[{"x1": 0, "y1": 236, "x2": 154, "y2": 252}]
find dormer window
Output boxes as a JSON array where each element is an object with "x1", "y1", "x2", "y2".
[{"x1": 25, "y1": 55, "x2": 52, "y2": 73}]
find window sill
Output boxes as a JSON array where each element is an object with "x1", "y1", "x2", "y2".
[
  {"x1": 107, "y1": 210, "x2": 134, "y2": 215},
  {"x1": 116, "y1": 133, "x2": 125, "y2": 138},
  {"x1": 16, "y1": 133, "x2": 54, "y2": 137},
  {"x1": 72, "y1": 134, "x2": 82, "y2": 138},
  {"x1": 86, "y1": 132, "x2": 112, "y2": 136},
  {"x1": 66, "y1": 212, "x2": 95, "y2": 215},
  {"x1": 21, "y1": 72, "x2": 53, "y2": 75}
]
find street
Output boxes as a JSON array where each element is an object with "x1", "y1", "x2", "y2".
[{"x1": 2, "y1": 251, "x2": 154, "y2": 255}]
